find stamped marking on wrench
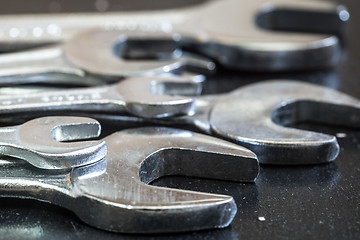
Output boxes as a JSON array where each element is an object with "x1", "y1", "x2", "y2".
[{"x1": 0, "y1": 76, "x2": 201, "y2": 118}]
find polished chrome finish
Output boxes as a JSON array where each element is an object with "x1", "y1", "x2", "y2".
[
  {"x1": 0, "y1": 116, "x2": 106, "y2": 170},
  {"x1": 0, "y1": 0, "x2": 348, "y2": 71},
  {"x1": 208, "y1": 81, "x2": 360, "y2": 164},
  {"x1": 0, "y1": 127, "x2": 259, "y2": 233}
]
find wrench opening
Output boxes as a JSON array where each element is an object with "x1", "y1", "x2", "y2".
[
  {"x1": 271, "y1": 100, "x2": 360, "y2": 128},
  {"x1": 51, "y1": 122, "x2": 102, "y2": 142},
  {"x1": 139, "y1": 148, "x2": 258, "y2": 184},
  {"x1": 113, "y1": 37, "x2": 182, "y2": 61}
]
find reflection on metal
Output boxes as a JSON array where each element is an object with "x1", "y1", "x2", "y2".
[{"x1": 0, "y1": 127, "x2": 258, "y2": 233}]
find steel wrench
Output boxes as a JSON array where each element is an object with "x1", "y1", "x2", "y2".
[
  {"x1": 0, "y1": 126, "x2": 258, "y2": 233},
  {"x1": 0, "y1": 76, "x2": 202, "y2": 118},
  {"x1": 0, "y1": 116, "x2": 106, "y2": 170},
  {"x1": 0, "y1": 0, "x2": 348, "y2": 71},
  {"x1": 1, "y1": 78, "x2": 358, "y2": 164},
  {"x1": 83, "y1": 80, "x2": 360, "y2": 165},
  {"x1": 0, "y1": 31, "x2": 213, "y2": 86}
]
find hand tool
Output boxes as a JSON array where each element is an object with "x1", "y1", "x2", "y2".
[
  {"x1": 0, "y1": 75, "x2": 202, "y2": 118},
  {"x1": 0, "y1": 116, "x2": 106, "y2": 170},
  {"x1": 0, "y1": 0, "x2": 348, "y2": 71},
  {"x1": 0, "y1": 31, "x2": 214, "y2": 86},
  {"x1": 74, "y1": 80, "x2": 360, "y2": 165},
  {"x1": 0, "y1": 126, "x2": 259, "y2": 233}
]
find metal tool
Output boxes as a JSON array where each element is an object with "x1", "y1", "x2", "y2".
[
  {"x1": 0, "y1": 0, "x2": 348, "y2": 71},
  {"x1": 0, "y1": 77, "x2": 357, "y2": 165},
  {"x1": 0, "y1": 116, "x2": 106, "y2": 170},
  {"x1": 0, "y1": 126, "x2": 259, "y2": 233},
  {"x1": 0, "y1": 30, "x2": 213, "y2": 86},
  {"x1": 0, "y1": 75, "x2": 202, "y2": 118},
  {"x1": 80, "y1": 80, "x2": 360, "y2": 165}
]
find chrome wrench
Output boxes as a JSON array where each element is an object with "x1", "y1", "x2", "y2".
[
  {"x1": 1, "y1": 78, "x2": 358, "y2": 164},
  {"x1": 0, "y1": 76, "x2": 201, "y2": 118},
  {"x1": 81, "y1": 80, "x2": 360, "y2": 165},
  {"x1": 0, "y1": 126, "x2": 258, "y2": 233},
  {"x1": 0, "y1": 0, "x2": 349, "y2": 71},
  {"x1": 0, "y1": 31, "x2": 213, "y2": 86}
]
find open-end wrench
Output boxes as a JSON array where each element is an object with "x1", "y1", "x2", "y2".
[
  {"x1": 0, "y1": 0, "x2": 348, "y2": 71},
  {"x1": 0, "y1": 116, "x2": 106, "y2": 170},
  {"x1": 84, "y1": 80, "x2": 360, "y2": 165},
  {"x1": 1, "y1": 77, "x2": 358, "y2": 164},
  {"x1": 0, "y1": 76, "x2": 202, "y2": 118},
  {"x1": 0, "y1": 126, "x2": 258, "y2": 233},
  {"x1": 0, "y1": 32, "x2": 213, "y2": 86}
]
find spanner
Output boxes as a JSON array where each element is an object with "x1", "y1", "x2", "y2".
[
  {"x1": 0, "y1": 126, "x2": 258, "y2": 233},
  {"x1": 0, "y1": 116, "x2": 106, "y2": 170},
  {"x1": 0, "y1": 30, "x2": 214, "y2": 86},
  {"x1": 80, "y1": 80, "x2": 360, "y2": 165},
  {"x1": 0, "y1": 75, "x2": 202, "y2": 118},
  {"x1": 0, "y1": 0, "x2": 348, "y2": 71}
]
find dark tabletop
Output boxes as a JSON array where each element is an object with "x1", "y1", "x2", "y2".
[{"x1": 0, "y1": 0, "x2": 359, "y2": 239}]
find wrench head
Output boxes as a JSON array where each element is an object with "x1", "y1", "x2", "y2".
[
  {"x1": 13, "y1": 116, "x2": 106, "y2": 170},
  {"x1": 117, "y1": 75, "x2": 203, "y2": 118},
  {"x1": 64, "y1": 28, "x2": 215, "y2": 78},
  {"x1": 183, "y1": 0, "x2": 348, "y2": 70},
  {"x1": 210, "y1": 80, "x2": 360, "y2": 165},
  {"x1": 71, "y1": 127, "x2": 258, "y2": 233}
]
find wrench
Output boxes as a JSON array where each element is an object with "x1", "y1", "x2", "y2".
[
  {"x1": 0, "y1": 75, "x2": 202, "y2": 118},
  {"x1": 1, "y1": 78, "x2": 358, "y2": 164},
  {"x1": 81, "y1": 80, "x2": 360, "y2": 165},
  {"x1": 0, "y1": 126, "x2": 258, "y2": 233},
  {"x1": 0, "y1": 116, "x2": 106, "y2": 170},
  {"x1": 0, "y1": 0, "x2": 348, "y2": 71},
  {"x1": 0, "y1": 32, "x2": 213, "y2": 86}
]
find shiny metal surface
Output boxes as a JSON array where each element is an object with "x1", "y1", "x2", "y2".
[
  {"x1": 0, "y1": 36, "x2": 214, "y2": 86},
  {"x1": 0, "y1": 0, "x2": 348, "y2": 71},
  {"x1": 0, "y1": 116, "x2": 106, "y2": 170},
  {"x1": 0, "y1": 0, "x2": 358, "y2": 238},
  {"x1": 0, "y1": 76, "x2": 200, "y2": 118},
  {"x1": 209, "y1": 80, "x2": 360, "y2": 164},
  {"x1": 87, "y1": 80, "x2": 360, "y2": 165},
  {"x1": 0, "y1": 127, "x2": 258, "y2": 233}
]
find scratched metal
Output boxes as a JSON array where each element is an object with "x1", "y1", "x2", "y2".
[{"x1": 0, "y1": 127, "x2": 258, "y2": 233}]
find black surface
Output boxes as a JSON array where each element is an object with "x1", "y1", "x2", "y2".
[{"x1": 0, "y1": 0, "x2": 359, "y2": 239}]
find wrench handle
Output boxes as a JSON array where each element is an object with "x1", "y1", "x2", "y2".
[{"x1": 0, "y1": 84, "x2": 125, "y2": 116}]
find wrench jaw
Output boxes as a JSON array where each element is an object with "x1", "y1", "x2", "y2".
[
  {"x1": 72, "y1": 187, "x2": 236, "y2": 233},
  {"x1": 12, "y1": 116, "x2": 107, "y2": 170},
  {"x1": 210, "y1": 80, "x2": 360, "y2": 165},
  {"x1": 197, "y1": 37, "x2": 341, "y2": 71},
  {"x1": 71, "y1": 127, "x2": 258, "y2": 233},
  {"x1": 235, "y1": 130, "x2": 339, "y2": 165}
]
